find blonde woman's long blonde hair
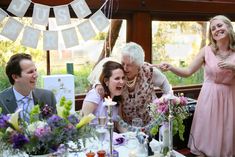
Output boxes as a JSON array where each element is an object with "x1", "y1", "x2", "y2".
[{"x1": 208, "y1": 15, "x2": 235, "y2": 52}]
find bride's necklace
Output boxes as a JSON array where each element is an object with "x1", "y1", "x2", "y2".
[{"x1": 126, "y1": 76, "x2": 137, "y2": 88}]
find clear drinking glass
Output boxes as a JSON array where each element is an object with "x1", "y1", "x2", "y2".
[
  {"x1": 98, "y1": 115, "x2": 107, "y2": 127},
  {"x1": 96, "y1": 124, "x2": 107, "y2": 150},
  {"x1": 127, "y1": 118, "x2": 143, "y2": 149},
  {"x1": 132, "y1": 118, "x2": 143, "y2": 127}
]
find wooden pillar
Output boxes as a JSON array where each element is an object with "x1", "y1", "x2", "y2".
[
  {"x1": 46, "y1": 51, "x2": 50, "y2": 75},
  {"x1": 127, "y1": 12, "x2": 152, "y2": 63}
]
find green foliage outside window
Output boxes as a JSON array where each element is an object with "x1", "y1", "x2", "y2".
[
  {"x1": 152, "y1": 21, "x2": 205, "y2": 86},
  {"x1": 0, "y1": 40, "x2": 92, "y2": 94}
]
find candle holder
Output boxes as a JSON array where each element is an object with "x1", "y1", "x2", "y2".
[
  {"x1": 105, "y1": 97, "x2": 117, "y2": 157},
  {"x1": 167, "y1": 96, "x2": 176, "y2": 157}
]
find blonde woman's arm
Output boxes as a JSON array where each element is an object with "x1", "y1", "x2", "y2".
[{"x1": 159, "y1": 47, "x2": 205, "y2": 77}]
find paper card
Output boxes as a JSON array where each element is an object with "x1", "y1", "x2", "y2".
[
  {"x1": 32, "y1": 4, "x2": 50, "y2": 26},
  {"x1": 70, "y1": 0, "x2": 91, "y2": 18},
  {"x1": 90, "y1": 10, "x2": 110, "y2": 31},
  {"x1": 77, "y1": 20, "x2": 96, "y2": 41},
  {"x1": 61, "y1": 27, "x2": 79, "y2": 48},
  {"x1": 1, "y1": 17, "x2": 23, "y2": 41},
  {"x1": 42, "y1": 74, "x2": 75, "y2": 112},
  {"x1": 7, "y1": 0, "x2": 31, "y2": 17},
  {"x1": 21, "y1": 26, "x2": 41, "y2": 49},
  {"x1": 53, "y1": 5, "x2": 71, "y2": 26},
  {"x1": 0, "y1": 9, "x2": 8, "y2": 22},
  {"x1": 43, "y1": 31, "x2": 58, "y2": 50}
]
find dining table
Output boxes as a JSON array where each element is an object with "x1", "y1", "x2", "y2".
[
  {"x1": 3, "y1": 132, "x2": 185, "y2": 157},
  {"x1": 67, "y1": 132, "x2": 186, "y2": 157}
]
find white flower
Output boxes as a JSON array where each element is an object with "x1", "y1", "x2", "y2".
[{"x1": 27, "y1": 121, "x2": 47, "y2": 134}]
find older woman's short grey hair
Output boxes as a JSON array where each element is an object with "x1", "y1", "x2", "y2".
[{"x1": 121, "y1": 42, "x2": 145, "y2": 66}]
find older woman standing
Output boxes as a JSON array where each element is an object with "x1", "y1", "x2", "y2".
[
  {"x1": 159, "y1": 15, "x2": 235, "y2": 156},
  {"x1": 120, "y1": 42, "x2": 173, "y2": 126}
]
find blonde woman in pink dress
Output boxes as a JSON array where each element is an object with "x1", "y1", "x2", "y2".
[{"x1": 159, "y1": 15, "x2": 235, "y2": 156}]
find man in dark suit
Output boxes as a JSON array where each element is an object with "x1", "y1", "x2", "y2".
[{"x1": 0, "y1": 53, "x2": 56, "y2": 115}]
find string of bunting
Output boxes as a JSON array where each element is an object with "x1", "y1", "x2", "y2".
[
  {"x1": 116, "y1": 114, "x2": 165, "y2": 133},
  {"x1": 0, "y1": 0, "x2": 111, "y2": 50}
]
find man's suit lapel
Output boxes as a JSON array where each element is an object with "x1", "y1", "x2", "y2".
[
  {"x1": 4, "y1": 87, "x2": 18, "y2": 113},
  {"x1": 32, "y1": 89, "x2": 44, "y2": 106},
  {"x1": 32, "y1": 89, "x2": 39, "y2": 105}
]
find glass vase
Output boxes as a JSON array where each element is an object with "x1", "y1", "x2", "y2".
[{"x1": 159, "y1": 122, "x2": 169, "y2": 156}]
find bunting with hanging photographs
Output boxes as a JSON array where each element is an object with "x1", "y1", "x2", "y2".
[{"x1": 0, "y1": 0, "x2": 110, "y2": 50}]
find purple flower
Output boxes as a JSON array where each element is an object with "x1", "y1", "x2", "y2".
[
  {"x1": 68, "y1": 114, "x2": 79, "y2": 125},
  {"x1": 53, "y1": 144, "x2": 67, "y2": 156},
  {"x1": 0, "y1": 115, "x2": 10, "y2": 128},
  {"x1": 41, "y1": 104, "x2": 53, "y2": 118},
  {"x1": 11, "y1": 133, "x2": 29, "y2": 149},
  {"x1": 157, "y1": 104, "x2": 168, "y2": 114},
  {"x1": 47, "y1": 115, "x2": 66, "y2": 128},
  {"x1": 34, "y1": 126, "x2": 51, "y2": 138},
  {"x1": 179, "y1": 96, "x2": 188, "y2": 106}
]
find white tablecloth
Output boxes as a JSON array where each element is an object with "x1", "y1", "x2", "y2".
[
  {"x1": 3, "y1": 132, "x2": 185, "y2": 157},
  {"x1": 67, "y1": 132, "x2": 185, "y2": 157}
]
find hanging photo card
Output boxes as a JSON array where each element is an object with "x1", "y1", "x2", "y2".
[
  {"x1": 32, "y1": 4, "x2": 50, "y2": 26},
  {"x1": 90, "y1": 10, "x2": 110, "y2": 31},
  {"x1": 43, "y1": 30, "x2": 58, "y2": 50},
  {"x1": 1, "y1": 17, "x2": 23, "y2": 41},
  {"x1": 0, "y1": 9, "x2": 7, "y2": 22},
  {"x1": 77, "y1": 20, "x2": 96, "y2": 41},
  {"x1": 61, "y1": 27, "x2": 79, "y2": 48},
  {"x1": 0, "y1": 0, "x2": 111, "y2": 50},
  {"x1": 53, "y1": 5, "x2": 71, "y2": 26},
  {"x1": 21, "y1": 26, "x2": 41, "y2": 49},
  {"x1": 70, "y1": 0, "x2": 91, "y2": 18},
  {"x1": 42, "y1": 74, "x2": 75, "y2": 112},
  {"x1": 7, "y1": 0, "x2": 30, "y2": 17}
]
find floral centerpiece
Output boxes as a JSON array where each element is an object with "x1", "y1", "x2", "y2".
[
  {"x1": 149, "y1": 93, "x2": 190, "y2": 155},
  {"x1": 0, "y1": 96, "x2": 95, "y2": 156}
]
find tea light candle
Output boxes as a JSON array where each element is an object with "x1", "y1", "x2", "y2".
[
  {"x1": 97, "y1": 150, "x2": 106, "y2": 157},
  {"x1": 86, "y1": 151, "x2": 95, "y2": 157},
  {"x1": 128, "y1": 150, "x2": 137, "y2": 157}
]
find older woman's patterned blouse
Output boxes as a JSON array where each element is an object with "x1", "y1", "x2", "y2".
[{"x1": 121, "y1": 63, "x2": 157, "y2": 125}]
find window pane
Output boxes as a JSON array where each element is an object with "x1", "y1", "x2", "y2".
[
  {"x1": 0, "y1": 17, "x2": 46, "y2": 91},
  {"x1": 0, "y1": 17, "x2": 126, "y2": 94},
  {"x1": 49, "y1": 19, "x2": 126, "y2": 94},
  {"x1": 152, "y1": 21, "x2": 205, "y2": 86}
]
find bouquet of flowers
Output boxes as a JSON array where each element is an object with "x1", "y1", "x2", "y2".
[
  {"x1": 0, "y1": 96, "x2": 95, "y2": 156},
  {"x1": 149, "y1": 93, "x2": 190, "y2": 141}
]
